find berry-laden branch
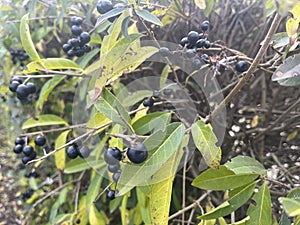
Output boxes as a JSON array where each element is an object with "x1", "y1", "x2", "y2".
[{"x1": 205, "y1": 13, "x2": 282, "y2": 123}]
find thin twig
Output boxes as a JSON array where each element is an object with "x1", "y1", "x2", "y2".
[{"x1": 205, "y1": 13, "x2": 282, "y2": 123}]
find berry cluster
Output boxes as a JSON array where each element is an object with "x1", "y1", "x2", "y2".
[
  {"x1": 21, "y1": 188, "x2": 34, "y2": 201},
  {"x1": 62, "y1": 16, "x2": 91, "y2": 57},
  {"x1": 96, "y1": 0, "x2": 125, "y2": 22},
  {"x1": 9, "y1": 77, "x2": 36, "y2": 101},
  {"x1": 9, "y1": 49, "x2": 29, "y2": 66},
  {"x1": 66, "y1": 141, "x2": 91, "y2": 159},
  {"x1": 103, "y1": 141, "x2": 148, "y2": 200},
  {"x1": 25, "y1": 171, "x2": 40, "y2": 178},
  {"x1": 159, "y1": 21, "x2": 211, "y2": 70}
]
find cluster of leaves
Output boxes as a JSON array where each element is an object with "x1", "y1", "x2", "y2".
[{"x1": 0, "y1": 0, "x2": 300, "y2": 225}]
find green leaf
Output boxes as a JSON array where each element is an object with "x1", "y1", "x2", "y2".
[
  {"x1": 136, "y1": 187, "x2": 152, "y2": 224},
  {"x1": 94, "y1": 88, "x2": 131, "y2": 127},
  {"x1": 22, "y1": 114, "x2": 68, "y2": 129},
  {"x1": 35, "y1": 75, "x2": 65, "y2": 114},
  {"x1": 191, "y1": 119, "x2": 221, "y2": 169},
  {"x1": 204, "y1": 0, "x2": 215, "y2": 17},
  {"x1": 132, "y1": 112, "x2": 171, "y2": 135},
  {"x1": 23, "y1": 58, "x2": 83, "y2": 74},
  {"x1": 135, "y1": 9, "x2": 163, "y2": 26},
  {"x1": 116, "y1": 123, "x2": 185, "y2": 196},
  {"x1": 279, "y1": 198, "x2": 300, "y2": 217},
  {"x1": 95, "y1": 7, "x2": 127, "y2": 28},
  {"x1": 272, "y1": 32, "x2": 289, "y2": 49},
  {"x1": 20, "y1": 14, "x2": 42, "y2": 63},
  {"x1": 199, "y1": 181, "x2": 257, "y2": 220},
  {"x1": 64, "y1": 158, "x2": 104, "y2": 174},
  {"x1": 54, "y1": 130, "x2": 69, "y2": 170},
  {"x1": 192, "y1": 165, "x2": 259, "y2": 190},
  {"x1": 225, "y1": 156, "x2": 267, "y2": 175},
  {"x1": 49, "y1": 187, "x2": 68, "y2": 223},
  {"x1": 246, "y1": 182, "x2": 272, "y2": 225},
  {"x1": 272, "y1": 54, "x2": 300, "y2": 86},
  {"x1": 86, "y1": 173, "x2": 102, "y2": 210},
  {"x1": 150, "y1": 134, "x2": 187, "y2": 224},
  {"x1": 121, "y1": 16, "x2": 131, "y2": 38}
]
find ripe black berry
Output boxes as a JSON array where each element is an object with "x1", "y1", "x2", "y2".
[
  {"x1": 235, "y1": 60, "x2": 248, "y2": 72},
  {"x1": 13, "y1": 144, "x2": 23, "y2": 154},
  {"x1": 62, "y1": 43, "x2": 72, "y2": 53},
  {"x1": 74, "y1": 49, "x2": 85, "y2": 57},
  {"x1": 22, "y1": 156, "x2": 32, "y2": 165},
  {"x1": 67, "y1": 49, "x2": 75, "y2": 57},
  {"x1": 143, "y1": 97, "x2": 154, "y2": 107},
  {"x1": 159, "y1": 47, "x2": 170, "y2": 57},
  {"x1": 34, "y1": 135, "x2": 46, "y2": 146},
  {"x1": 104, "y1": 147, "x2": 122, "y2": 165},
  {"x1": 196, "y1": 39, "x2": 206, "y2": 48},
  {"x1": 70, "y1": 16, "x2": 83, "y2": 26},
  {"x1": 180, "y1": 37, "x2": 189, "y2": 47},
  {"x1": 186, "y1": 49, "x2": 197, "y2": 58},
  {"x1": 9, "y1": 81, "x2": 21, "y2": 92},
  {"x1": 127, "y1": 142, "x2": 148, "y2": 164},
  {"x1": 113, "y1": 172, "x2": 121, "y2": 182},
  {"x1": 68, "y1": 38, "x2": 80, "y2": 47},
  {"x1": 201, "y1": 21, "x2": 210, "y2": 31},
  {"x1": 203, "y1": 40, "x2": 211, "y2": 49},
  {"x1": 106, "y1": 189, "x2": 115, "y2": 200},
  {"x1": 108, "y1": 163, "x2": 120, "y2": 173},
  {"x1": 97, "y1": 0, "x2": 113, "y2": 14},
  {"x1": 83, "y1": 44, "x2": 91, "y2": 53},
  {"x1": 163, "y1": 88, "x2": 172, "y2": 96},
  {"x1": 71, "y1": 25, "x2": 83, "y2": 36},
  {"x1": 78, "y1": 146, "x2": 90, "y2": 158},
  {"x1": 26, "y1": 82, "x2": 36, "y2": 94},
  {"x1": 152, "y1": 90, "x2": 160, "y2": 98},
  {"x1": 79, "y1": 32, "x2": 91, "y2": 44},
  {"x1": 66, "y1": 145, "x2": 78, "y2": 159},
  {"x1": 201, "y1": 54, "x2": 209, "y2": 62},
  {"x1": 23, "y1": 145, "x2": 34, "y2": 156},
  {"x1": 15, "y1": 137, "x2": 25, "y2": 145},
  {"x1": 16, "y1": 84, "x2": 30, "y2": 99},
  {"x1": 192, "y1": 58, "x2": 202, "y2": 70},
  {"x1": 10, "y1": 76, "x2": 22, "y2": 84},
  {"x1": 187, "y1": 31, "x2": 200, "y2": 45}
]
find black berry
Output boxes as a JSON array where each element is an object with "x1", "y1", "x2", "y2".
[
  {"x1": 186, "y1": 49, "x2": 197, "y2": 58},
  {"x1": 79, "y1": 32, "x2": 91, "y2": 44},
  {"x1": 196, "y1": 39, "x2": 206, "y2": 48},
  {"x1": 152, "y1": 90, "x2": 160, "y2": 98},
  {"x1": 16, "y1": 84, "x2": 30, "y2": 99},
  {"x1": 104, "y1": 147, "x2": 122, "y2": 165},
  {"x1": 23, "y1": 145, "x2": 35, "y2": 156},
  {"x1": 235, "y1": 60, "x2": 248, "y2": 72},
  {"x1": 204, "y1": 40, "x2": 211, "y2": 49},
  {"x1": 192, "y1": 58, "x2": 202, "y2": 70},
  {"x1": 15, "y1": 137, "x2": 25, "y2": 145},
  {"x1": 159, "y1": 47, "x2": 170, "y2": 57},
  {"x1": 71, "y1": 25, "x2": 82, "y2": 36},
  {"x1": 187, "y1": 31, "x2": 200, "y2": 45},
  {"x1": 143, "y1": 97, "x2": 154, "y2": 107},
  {"x1": 66, "y1": 145, "x2": 78, "y2": 159},
  {"x1": 83, "y1": 44, "x2": 91, "y2": 53},
  {"x1": 34, "y1": 135, "x2": 46, "y2": 146},
  {"x1": 201, "y1": 21, "x2": 210, "y2": 31},
  {"x1": 106, "y1": 189, "x2": 115, "y2": 200},
  {"x1": 180, "y1": 37, "x2": 189, "y2": 47},
  {"x1": 26, "y1": 82, "x2": 36, "y2": 94},
  {"x1": 163, "y1": 88, "x2": 172, "y2": 96},
  {"x1": 62, "y1": 43, "x2": 72, "y2": 53},
  {"x1": 74, "y1": 48, "x2": 85, "y2": 57},
  {"x1": 78, "y1": 146, "x2": 90, "y2": 158},
  {"x1": 68, "y1": 38, "x2": 80, "y2": 47},
  {"x1": 10, "y1": 76, "x2": 22, "y2": 84},
  {"x1": 70, "y1": 16, "x2": 83, "y2": 26},
  {"x1": 113, "y1": 172, "x2": 121, "y2": 182},
  {"x1": 67, "y1": 49, "x2": 75, "y2": 57},
  {"x1": 13, "y1": 144, "x2": 23, "y2": 154},
  {"x1": 108, "y1": 163, "x2": 120, "y2": 173},
  {"x1": 127, "y1": 142, "x2": 148, "y2": 164},
  {"x1": 96, "y1": 0, "x2": 113, "y2": 14},
  {"x1": 9, "y1": 81, "x2": 21, "y2": 92}
]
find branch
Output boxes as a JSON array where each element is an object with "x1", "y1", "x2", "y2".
[{"x1": 205, "y1": 13, "x2": 282, "y2": 123}]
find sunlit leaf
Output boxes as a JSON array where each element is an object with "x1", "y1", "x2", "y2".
[
  {"x1": 54, "y1": 130, "x2": 69, "y2": 170},
  {"x1": 135, "y1": 9, "x2": 163, "y2": 26},
  {"x1": 225, "y1": 156, "x2": 267, "y2": 175},
  {"x1": 22, "y1": 114, "x2": 68, "y2": 129}
]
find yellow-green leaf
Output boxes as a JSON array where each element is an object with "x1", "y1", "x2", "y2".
[
  {"x1": 195, "y1": 0, "x2": 206, "y2": 9},
  {"x1": 54, "y1": 130, "x2": 69, "y2": 170},
  {"x1": 89, "y1": 204, "x2": 106, "y2": 225},
  {"x1": 20, "y1": 14, "x2": 42, "y2": 63},
  {"x1": 279, "y1": 198, "x2": 300, "y2": 217},
  {"x1": 23, "y1": 58, "x2": 83, "y2": 74},
  {"x1": 191, "y1": 119, "x2": 221, "y2": 169},
  {"x1": 22, "y1": 114, "x2": 68, "y2": 129}
]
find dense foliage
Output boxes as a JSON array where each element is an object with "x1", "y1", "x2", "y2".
[{"x1": 0, "y1": 0, "x2": 299, "y2": 225}]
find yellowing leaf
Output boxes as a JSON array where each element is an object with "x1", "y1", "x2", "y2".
[
  {"x1": 191, "y1": 119, "x2": 221, "y2": 169},
  {"x1": 22, "y1": 114, "x2": 68, "y2": 129},
  {"x1": 286, "y1": 130, "x2": 298, "y2": 141},
  {"x1": 54, "y1": 130, "x2": 70, "y2": 170},
  {"x1": 251, "y1": 115, "x2": 259, "y2": 128},
  {"x1": 195, "y1": 0, "x2": 206, "y2": 9},
  {"x1": 89, "y1": 205, "x2": 106, "y2": 225},
  {"x1": 279, "y1": 197, "x2": 300, "y2": 217},
  {"x1": 20, "y1": 14, "x2": 42, "y2": 63}
]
